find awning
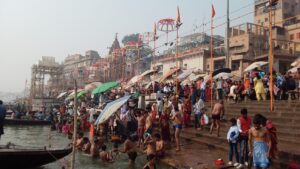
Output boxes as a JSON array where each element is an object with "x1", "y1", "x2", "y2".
[{"x1": 95, "y1": 95, "x2": 131, "y2": 125}]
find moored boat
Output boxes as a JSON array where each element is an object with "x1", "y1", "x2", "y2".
[
  {"x1": 0, "y1": 144, "x2": 72, "y2": 169},
  {"x1": 4, "y1": 118, "x2": 51, "y2": 125}
]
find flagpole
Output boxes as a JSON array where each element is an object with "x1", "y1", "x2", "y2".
[
  {"x1": 153, "y1": 22, "x2": 157, "y2": 79},
  {"x1": 175, "y1": 6, "x2": 181, "y2": 100},
  {"x1": 269, "y1": 0, "x2": 274, "y2": 112},
  {"x1": 71, "y1": 80, "x2": 78, "y2": 169},
  {"x1": 210, "y1": 3, "x2": 214, "y2": 109}
]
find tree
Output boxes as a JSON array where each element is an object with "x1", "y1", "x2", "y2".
[{"x1": 122, "y1": 34, "x2": 140, "y2": 45}]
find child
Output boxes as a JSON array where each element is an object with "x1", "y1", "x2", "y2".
[{"x1": 226, "y1": 118, "x2": 240, "y2": 167}]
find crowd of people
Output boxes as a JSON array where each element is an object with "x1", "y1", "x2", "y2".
[{"x1": 2, "y1": 68, "x2": 298, "y2": 168}]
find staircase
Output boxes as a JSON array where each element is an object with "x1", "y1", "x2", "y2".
[{"x1": 180, "y1": 101, "x2": 300, "y2": 169}]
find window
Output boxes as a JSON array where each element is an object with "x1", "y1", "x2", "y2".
[
  {"x1": 265, "y1": 18, "x2": 268, "y2": 22},
  {"x1": 297, "y1": 32, "x2": 300, "y2": 39},
  {"x1": 290, "y1": 34, "x2": 294, "y2": 40}
]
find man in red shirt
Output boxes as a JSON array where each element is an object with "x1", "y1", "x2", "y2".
[{"x1": 237, "y1": 108, "x2": 252, "y2": 168}]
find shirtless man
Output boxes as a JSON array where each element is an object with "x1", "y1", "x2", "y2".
[
  {"x1": 81, "y1": 137, "x2": 91, "y2": 154},
  {"x1": 99, "y1": 144, "x2": 112, "y2": 162},
  {"x1": 90, "y1": 139, "x2": 100, "y2": 158},
  {"x1": 145, "y1": 111, "x2": 153, "y2": 135},
  {"x1": 154, "y1": 133, "x2": 164, "y2": 158},
  {"x1": 120, "y1": 135, "x2": 138, "y2": 165},
  {"x1": 210, "y1": 100, "x2": 225, "y2": 137},
  {"x1": 143, "y1": 154, "x2": 156, "y2": 169},
  {"x1": 75, "y1": 132, "x2": 84, "y2": 150},
  {"x1": 171, "y1": 106, "x2": 182, "y2": 151},
  {"x1": 144, "y1": 134, "x2": 156, "y2": 160},
  {"x1": 248, "y1": 114, "x2": 271, "y2": 169},
  {"x1": 137, "y1": 110, "x2": 146, "y2": 147}
]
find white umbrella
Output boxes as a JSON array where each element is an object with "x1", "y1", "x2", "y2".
[
  {"x1": 288, "y1": 66, "x2": 300, "y2": 73},
  {"x1": 244, "y1": 61, "x2": 268, "y2": 72},
  {"x1": 95, "y1": 95, "x2": 131, "y2": 125},
  {"x1": 128, "y1": 75, "x2": 141, "y2": 85},
  {"x1": 189, "y1": 73, "x2": 206, "y2": 82},
  {"x1": 140, "y1": 69, "x2": 157, "y2": 77},
  {"x1": 177, "y1": 68, "x2": 195, "y2": 81},
  {"x1": 66, "y1": 89, "x2": 83, "y2": 100},
  {"x1": 84, "y1": 83, "x2": 97, "y2": 91},
  {"x1": 213, "y1": 72, "x2": 232, "y2": 80},
  {"x1": 57, "y1": 92, "x2": 67, "y2": 99},
  {"x1": 291, "y1": 58, "x2": 300, "y2": 67}
]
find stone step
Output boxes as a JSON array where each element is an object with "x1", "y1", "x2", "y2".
[
  {"x1": 189, "y1": 118, "x2": 300, "y2": 143},
  {"x1": 180, "y1": 129, "x2": 300, "y2": 168},
  {"x1": 180, "y1": 132, "x2": 299, "y2": 169},
  {"x1": 183, "y1": 124, "x2": 300, "y2": 149}
]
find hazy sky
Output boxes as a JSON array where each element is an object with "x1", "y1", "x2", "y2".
[{"x1": 0, "y1": 0, "x2": 253, "y2": 92}]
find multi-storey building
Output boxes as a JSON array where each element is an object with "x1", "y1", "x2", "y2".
[{"x1": 62, "y1": 50, "x2": 100, "y2": 89}]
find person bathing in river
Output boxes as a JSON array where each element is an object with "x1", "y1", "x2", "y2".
[
  {"x1": 90, "y1": 139, "x2": 100, "y2": 158},
  {"x1": 99, "y1": 144, "x2": 112, "y2": 162},
  {"x1": 137, "y1": 110, "x2": 146, "y2": 148},
  {"x1": 143, "y1": 154, "x2": 157, "y2": 169},
  {"x1": 119, "y1": 135, "x2": 138, "y2": 165},
  {"x1": 82, "y1": 137, "x2": 91, "y2": 154},
  {"x1": 144, "y1": 133, "x2": 156, "y2": 160},
  {"x1": 154, "y1": 133, "x2": 165, "y2": 158},
  {"x1": 75, "y1": 132, "x2": 84, "y2": 150}
]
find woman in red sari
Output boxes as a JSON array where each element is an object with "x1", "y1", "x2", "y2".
[{"x1": 183, "y1": 97, "x2": 191, "y2": 127}]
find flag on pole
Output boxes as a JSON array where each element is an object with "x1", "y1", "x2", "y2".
[
  {"x1": 212, "y1": 4, "x2": 216, "y2": 18},
  {"x1": 176, "y1": 6, "x2": 182, "y2": 27}
]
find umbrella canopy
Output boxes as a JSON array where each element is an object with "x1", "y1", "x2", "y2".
[
  {"x1": 181, "y1": 79, "x2": 192, "y2": 86},
  {"x1": 95, "y1": 95, "x2": 131, "y2": 125},
  {"x1": 288, "y1": 66, "x2": 300, "y2": 73},
  {"x1": 244, "y1": 61, "x2": 268, "y2": 72},
  {"x1": 189, "y1": 73, "x2": 206, "y2": 82},
  {"x1": 177, "y1": 68, "x2": 195, "y2": 81},
  {"x1": 92, "y1": 81, "x2": 119, "y2": 95},
  {"x1": 160, "y1": 68, "x2": 180, "y2": 82},
  {"x1": 66, "y1": 89, "x2": 84, "y2": 100},
  {"x1": 140, "y1": 69, "x2": 158, "y2": 78},
  {"x1": 84, "y1": 83, "x2": 97, "y2": 91},
  {"x1": 77, "y1": 90, "x2": 88, "y2": 98},
  {"x1": 212, "y1": 68, "x2": 231, "y2": 77},
  {"x1": 291, "y1": 58, "x2": 300, "y2": 67},
  {"x1": 127, "y1": 75, "x2": 142, "y2": 85},
  {"x1": 57, "y1": 92, "x2": 67, "y2": 99},
  {"x1": 213, "y1": 72, "x2": 232, "y2": 80}
]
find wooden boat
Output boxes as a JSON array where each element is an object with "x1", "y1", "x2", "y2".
[
  {"x1": 0, "y1": 144, "x2": 72, "y2": 169},
  {"x1": 4, "y1": 119, "x2": 51, "y2": 125}
]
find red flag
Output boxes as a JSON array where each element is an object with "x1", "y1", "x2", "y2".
[
  {"x1": 176, "y1": 6, "x2": 181, "y2": 25},
  {"x1": 212, "y1": 4, "x2": 216, "y2": 18}
]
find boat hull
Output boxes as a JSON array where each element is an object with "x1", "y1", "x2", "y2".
[
  {"x1": 0, "y1": 147, "x2": 72, "y2": 169},
  {"x1": 4, "y1": 119, "x2": 51, "y2": 126}
]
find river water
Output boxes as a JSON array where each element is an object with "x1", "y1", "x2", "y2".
[{"x1": 1, "y1": 126, "x2": 170, "y2": 169}]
